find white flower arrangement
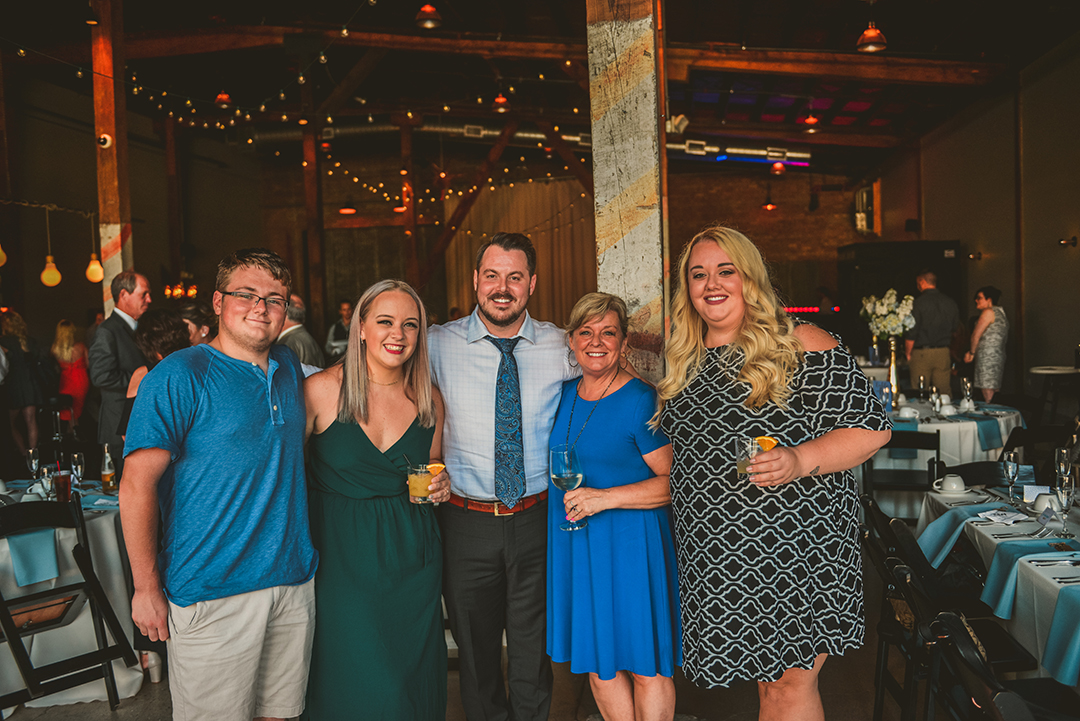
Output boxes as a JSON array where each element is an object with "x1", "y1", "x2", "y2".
[{"x1": 860, "y1": 288, "x2": 916, "y2": 337}]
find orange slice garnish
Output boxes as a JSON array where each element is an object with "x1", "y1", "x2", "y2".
[
  {"x1": 427, "y1": 463, "x2": 446, "y2": 476},
  {"x1": 755, "y1": 436, "x2": 779, "y2": 452}
]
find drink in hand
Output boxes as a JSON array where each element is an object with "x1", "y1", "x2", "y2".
[
  {"x1": 552, "y1": 473, "x2": 583, "y2": 492},
  {"x1": 736, "y1": 436, "x2": 778, "y2": 479},
  {"x1": 408, "y1": 462, "x2": 443, "y2": 504}
]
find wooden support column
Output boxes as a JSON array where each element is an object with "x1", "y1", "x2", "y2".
[
  {"x1": 91, "y1": 0, "x2": 133, "y2": 314},
  {"x1": 163, "y1": 120, "x2": 183, "y2": 281},
  {"x1": 302, "y1": 130, "x2": 326, "y2": 341},
  {"x1": 586, "y1": 0, "x2": 668, "y2": 382},
  {"x1": 420, "y1": 120, "x2": 518, "y2": 288},
  {"x1": 400, "y1": 123, "x2": 419, "y2": 287}
]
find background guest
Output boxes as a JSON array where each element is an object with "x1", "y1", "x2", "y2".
[
  {"x1": 324, "y1": 298, "x2": 353, "y2": 364},
  {"x1": 89, "y1": 270, "x2": 151, "y2": 479},
  {"x1": 177, "y1": 299, "x2": 216, "y2": 346},
  {"x1": 1, "y1": 310, "x2": 45, "y2": 456},
  {"x1": 655, "y1": 226, "x2": 890, "y2": 720},
  {"x1": 51, "y1": 319, "x2": 90, "y2": 428},
  {"x1": 548, "y1": 292, "x2": 680, "y2": 721},
  {"x1": 117, "y1": 309, "x2": 191, "y2": 437},
  {"x1": 276, "y1": 294, "x2": 324, "y2": 368},
  {"x1": 904, "y1": 269, "x2": 960, "y2": 395},
  {"x1": 964, "y1": 285, "x2": 1008, "y2": 402},
  {"x1": 302, "y1": 280, "x2": 450, "y2": 719},
  {"x1": 84, "y1": 307, "x2": 105, "y2": 348}
]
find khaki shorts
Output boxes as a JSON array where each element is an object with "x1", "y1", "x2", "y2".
[{"x1": 167, "y1": 579, "x2": 315, "y2": 721}]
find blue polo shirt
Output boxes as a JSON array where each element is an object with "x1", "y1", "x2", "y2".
[{"x1": 125, "y1": 344, "x2": 318, "y2": 607}]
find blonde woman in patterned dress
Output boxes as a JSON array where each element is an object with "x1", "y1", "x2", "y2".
[
  {"x1": 654, "y1": 226, "x2": 891, "y2": 721},
  {"x1": 964, "y1": 286, "x2": 1008, "y2": 402}
]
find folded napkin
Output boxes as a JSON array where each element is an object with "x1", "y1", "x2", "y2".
[
  {"x1": 7, "y1": 529, "x2": 60, "y2": 587},
  {"x1": 955, "y1": 413, "x2": 1004, "y2": 451},
  {"x1": 5, "y1": 479, "x2": 35, "y2": 493},
  {"x1": 85, "y1": 495, "x2": 119, "y2": 508},
  {"x1": 1043, "y1": 585, "x2": 1080, "y2": 686},
  {"x1": 917, "y1": 503, "x2": 1009, "y2": 568},
  {"x1": 979, "y1": 542, "x2": 1080, "y2": 619},
  {"x1": 889, "y1": 417, "x2": 921, "y2": 459}
]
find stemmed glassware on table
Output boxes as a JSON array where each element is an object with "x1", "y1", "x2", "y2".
[
  {"x1": 71, "y1": 452, "x2": 85, "y2": 494},
  {"x1": 1056, "y1": 447, "x2": 1071, "y2": 479},
  {"x1": 1003, "y1": 450, "x2": 1019, "y2": 502},
  {"x1": 1055, "y1": 465, "x2": 1076, "y2": 539},
  {"x1": 27, "y1": 448, "x2": 40, "y2": 479},
  {"x1": 550, "y1": 444, "x2": 587, "y2": 532}
]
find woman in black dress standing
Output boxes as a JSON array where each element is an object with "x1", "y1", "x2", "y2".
[
  {"x1": 1, "y1": 310, "x2": 45, "y2": 456},
  {"x1": 655, "y1": 226, "x2": 890, "y2": 720}
]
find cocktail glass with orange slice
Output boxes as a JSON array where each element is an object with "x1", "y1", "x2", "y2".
[
  {"x1": 735, "y1": 436, "x2": 779, "y2": 479},
  {"x1": 408, "y1": 462, "x2": 444, "y2": 504}
]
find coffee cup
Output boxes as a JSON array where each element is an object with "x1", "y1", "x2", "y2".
[
  {"x1": 940, "y1": 394, "x2": 952, "y2": 405},
  {"x1": 1033, "y1": 494, "x2": 1062, "y2": 514},
  {"x1": 933, "y1": 474, "x2": 965, "y2": 493},
  {"x1": 940, "y1": 404, "x2": 957, "y2": 416},
  {"x1": 899, "y1": 406, "x2": 920, "y2": 419}
]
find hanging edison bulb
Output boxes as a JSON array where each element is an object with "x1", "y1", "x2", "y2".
[
  {"x1": 0, "y1": 241, "x2": 7, "y2": 267},
  {"x1": 41, "y1": 256, "x2": 62, "y2": 286},
  {"x1": 85, "y1": 253, "x2": 104, "y2": 282}
]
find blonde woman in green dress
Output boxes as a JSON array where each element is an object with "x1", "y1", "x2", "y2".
[{"x1": 302, "y1": 280, "x2": 451, "y2": 720}]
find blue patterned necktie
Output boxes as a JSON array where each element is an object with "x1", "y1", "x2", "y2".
[{"x1": 486, "y1": 336, "x2": 525, "y2": 508}]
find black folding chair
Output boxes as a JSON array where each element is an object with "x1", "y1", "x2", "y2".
[
  {"x1": 929, "y1": 611, "x2": 1080, "y2": 721},
  {"x1": 0, "y1": 496, "x2": 139, "y2": 710},
  {"x1": 863, "y1": 430, "x2": 940, "y2": 521}
]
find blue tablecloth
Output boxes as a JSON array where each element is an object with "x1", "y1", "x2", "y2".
[
  {"x1": 979, "y1": 403, "x2": 1028, "y2": 429},
  {"x1": 979, "y1": 543, "x2": 1080, "y2": 619},
  {"x1": 917, "y1": 503, "x2": 1011, "y2": 568},
  {"x1": 7, "y1": 529, "x2": 60, "y2": 587},
  {"x1": 889, "y1": 417, "x2": 921, "y2": 459},
  {"x1": 1043, "y1": 585, "x2": 1080, "y2": 686},
  {"x1": 955, "y1": 413, "x2": 1004, "y2": 451}
]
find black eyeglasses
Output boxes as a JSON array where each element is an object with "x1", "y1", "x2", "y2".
[{"x1": 220, "y1": 291, "x2": 289, "y2": 311}]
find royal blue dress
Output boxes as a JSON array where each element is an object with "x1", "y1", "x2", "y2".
[{"x1": 547, "y1": 377, "x2": 682, "y2": 680}]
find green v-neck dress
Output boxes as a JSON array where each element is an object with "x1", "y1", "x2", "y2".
[{"x1": 302, "y1": 417, "x2": 446, "y2": 720}]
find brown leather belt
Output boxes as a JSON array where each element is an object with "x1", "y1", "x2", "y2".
[{"x1": 447, "y1": 490, "x2": 548, "y2": 516}]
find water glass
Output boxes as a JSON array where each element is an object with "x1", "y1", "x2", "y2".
[
  {"x1": 1003, "y1": 451, "x2": 1019, "y2": 502},
  {"x1": 27, "y1": 447, "x2": 40, "y2": 477},
  {"x1": 1056, "y1": 469, "x2": 1076, "y2": 539},
  {"x1": 550, "y1": 444, "x2": 587, "y2": 532}
]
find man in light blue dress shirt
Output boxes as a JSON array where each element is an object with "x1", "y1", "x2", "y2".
[{"x1": 429, "y1": 233, "x2": 578, "y2": 721}]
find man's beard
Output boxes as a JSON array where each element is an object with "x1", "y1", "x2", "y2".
[{"x1": 478, "y1": 295, "x2": 525, "y2": 327}]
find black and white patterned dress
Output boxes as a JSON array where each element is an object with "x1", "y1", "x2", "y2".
[{"x1": 660, "y1": 340, "x2": 889, "y2": 688}]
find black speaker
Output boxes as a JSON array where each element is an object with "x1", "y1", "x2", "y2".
[{"x1": 836, "y1": 240, "x2": 965, "y2": 350}]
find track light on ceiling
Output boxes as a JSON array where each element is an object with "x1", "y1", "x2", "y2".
[
  {"x1": 416, "y1": 4, "x2": 442, "y2": 29},
  {"x1": 83, "y1": 1, "x2": 99, "y2": 25},
  {"x1": 761, "y1": 183, "x2": 777, "y2": 212},
  {"x1": 492, "y1": 93, "x2": 510, "y2": 113},
  {"x1": 339, "y1": 202, "x2": 357, "y2": 215}
]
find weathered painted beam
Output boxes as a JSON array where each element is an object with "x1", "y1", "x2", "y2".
[
  {"x1": 91, "y1": 0, "x2": 133, "y2": 313},
  {"x1": 587, "y1": 0, "x2": 668, "y2": 382}
]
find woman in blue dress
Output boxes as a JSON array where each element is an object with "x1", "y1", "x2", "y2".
[{"x1": 547, "y1": 292, "x2": 681, "y2": 721}]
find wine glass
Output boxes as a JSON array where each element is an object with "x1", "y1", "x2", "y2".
[
  {"x1": 1055, "y1": 467, "x2": 1075, "y2": 538},
  {"x1": 71, "y1": 452, "x2": 85, "y2": 492},
  {"x1": 27, "y1": 447, "x2": 40, "y2": 478},
  {"x1": 1003, "y1": 450, "x2": 1019, "y2": 502},
  {"x1": 1055, "y1": 447, "x2": 1071, "y2": 478},
  {"x1": 550, "y1": 444, "x2": 587, "y2": 532}
]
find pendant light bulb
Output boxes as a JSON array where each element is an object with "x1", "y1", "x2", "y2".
[
  {"x1": 40, "y1": 256, "x2": 62, "y2": 287},
  {"x1": 85, "y1": 252, "x2": 104, "y2": 282},
  {"x1": 856, "y1": 21, "x2": 887, "y2": 52},
  {"x1": 0, "y1": 241, "x2": 7, "y2": 267}
]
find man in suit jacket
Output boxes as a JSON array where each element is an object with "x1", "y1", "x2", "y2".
[
  {"x1": 89, "y1": 270, "x2": 151, "y2": 479},
  {"x1": 275, "y1": 294, "x2": 324, "y2": 368}
]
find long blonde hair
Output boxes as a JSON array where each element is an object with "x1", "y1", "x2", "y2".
[
  {"x1": 655, "y1": 226, "x2": 803, "y2": 417},
  {"x1": 52, "y1": 320, "x2": 77, "y2": 362},
  {"x1": 1, "y1": 311, "x2": 30, "y2": 352},
  {"x1": 336, "y1": 280, "x2": 436, "y2": 428}
]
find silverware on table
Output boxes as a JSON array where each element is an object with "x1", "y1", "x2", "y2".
[
  {"x1": 1029, "y1": 559, "x2": 1080, "y2": 567},
  {"x1": 993, "y1": 528, "x2": 1054, "y2": 539},
  {"x1": 1051, "y1": 576, "x2": 1080, "y2": 584}
]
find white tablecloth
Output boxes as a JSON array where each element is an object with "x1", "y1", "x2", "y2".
[
  {"x1": 917, "y1": 491, "x2": 1080, "y2": 687},
  {"x1": 860, "y1": 402, "x2": 1024, "y2": 519},
  {"x1": 0, "y1": 503, "x2": 143, "y2": 710}
]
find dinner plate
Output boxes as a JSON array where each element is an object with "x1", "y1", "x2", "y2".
[{"x1": 935, "y1": 489, "x2": 977, "y2": 497}]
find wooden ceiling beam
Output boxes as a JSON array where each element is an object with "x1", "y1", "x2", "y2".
[
  {"x1": 317, "y1": 48, "x2": 389, "y2": 118},
  {"x1": 37, "y1": 27, "x2": 1003, "y2": 87},
  {"x1": 684, "y1": 119, "x2": 904, "y2": 148}
]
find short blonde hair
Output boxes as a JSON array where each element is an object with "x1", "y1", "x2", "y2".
[
  {"x1": 654, "y1": 226, "x2": 803, "y2": 418},
  {"x1": 337, "y1": 280, "x2": 436, "y2": 428},
  {"x1": 565, "y1": 292, "x2": 629, "y2": 340}
]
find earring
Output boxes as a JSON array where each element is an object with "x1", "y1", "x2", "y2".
[{"x1": 567, "y1": 348, "x2": 579, "y2": 368}]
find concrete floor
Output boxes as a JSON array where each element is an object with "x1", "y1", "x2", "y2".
[{"x1": 5, "y1": 571, "x2": 901, "y2": 721}]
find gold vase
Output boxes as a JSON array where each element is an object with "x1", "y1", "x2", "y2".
[{"x1": 888, "y1": 336, "x2": 899, "y2": 398}]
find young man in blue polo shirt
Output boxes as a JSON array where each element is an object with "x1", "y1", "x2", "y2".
[{"x1": 121, "y1": 248, "x2": 318, "y2": 721}]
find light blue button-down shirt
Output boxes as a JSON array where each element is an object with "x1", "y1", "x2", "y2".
[{"x1": 429, "y1": 308, "x2": 579, "y2": 501}]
